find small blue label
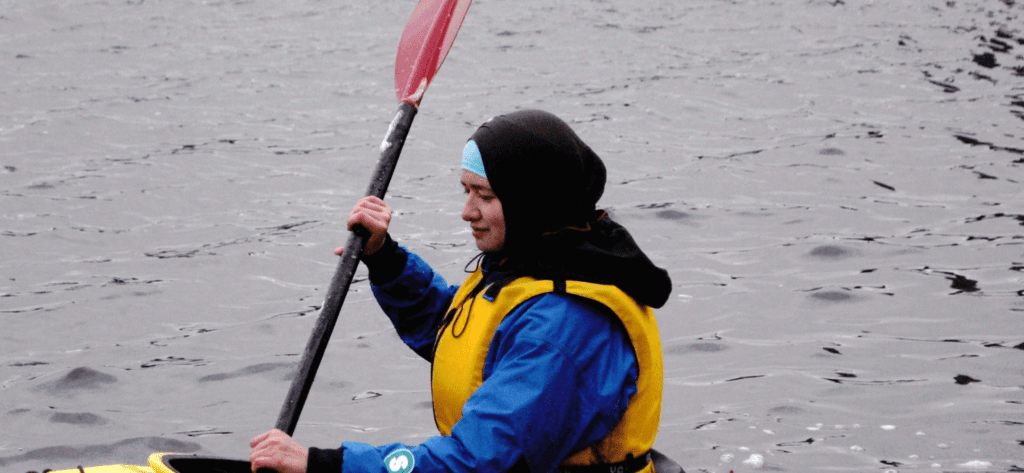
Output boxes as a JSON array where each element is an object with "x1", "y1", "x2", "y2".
[{"x1": 384, "y1": 448, "x2": 415, "y2": 473}]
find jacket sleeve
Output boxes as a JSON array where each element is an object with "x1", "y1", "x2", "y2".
[
  {"x1": 336, "y1": 293, "x2": 640, "y2": 473},
  {"x1": 367, "y1": 245, "x2": 459, "y2": 361}
]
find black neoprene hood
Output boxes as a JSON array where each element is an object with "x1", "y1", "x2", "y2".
[
  {"x1": 469, "y1": 109, "x2": 607, "y2": 253},
  {"x1": 466, "y1": 109, "x2": 672, "y2": 308}
]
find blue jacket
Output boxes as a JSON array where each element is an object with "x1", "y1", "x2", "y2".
[{"x1": 310, "y1": 247, "x2": 639, "y2": 473}]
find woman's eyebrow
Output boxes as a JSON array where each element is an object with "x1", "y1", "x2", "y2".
[{"x1": 461, "y1": 181, "x2": 492, "y2": 192}]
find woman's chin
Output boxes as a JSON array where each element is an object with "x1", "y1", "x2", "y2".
[{"x1": 475, "y1": 239, "x2": 502, "y2": 253}]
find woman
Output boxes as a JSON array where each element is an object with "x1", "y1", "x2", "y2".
[{"x1": 250, "y1": 110, "x2": 673, "y2": 473}]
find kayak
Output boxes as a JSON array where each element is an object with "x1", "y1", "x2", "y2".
[
  {"x1": 49, "y1": 453, "x2": 250, "y2": 473},
  {"x1": 49, "y1": 450, "x2": 685, "y2": 473}
]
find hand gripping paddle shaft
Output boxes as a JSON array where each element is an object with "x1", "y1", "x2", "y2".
[{"x1": 272, "y1": 0, "x2": 472, "y2": 436}]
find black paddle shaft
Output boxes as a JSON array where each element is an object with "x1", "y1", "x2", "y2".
[{"x1": 274, "y1": 102, "x2": 418, "y2": 435}]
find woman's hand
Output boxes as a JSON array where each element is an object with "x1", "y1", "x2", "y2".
[
  {"x1": 338, "y1": 196, "x2": 392, "y2": 256},
  {"x1": 250, "y1": 429, "x2": 309, "y2": 473}
]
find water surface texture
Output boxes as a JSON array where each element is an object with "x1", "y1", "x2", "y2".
[{"x1": 2, "y1": 0, "x2": 1023, "y2": 471}]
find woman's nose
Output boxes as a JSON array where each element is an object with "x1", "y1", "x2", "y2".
[{"x1": 462, "y1": 198, "x2": 476, "y2": 222}]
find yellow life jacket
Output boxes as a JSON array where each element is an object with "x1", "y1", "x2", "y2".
[{"x1": 431, "y1": 268, "x2": 664, "y2": 472}]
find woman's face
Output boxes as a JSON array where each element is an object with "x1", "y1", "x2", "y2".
[{"x1": 461, "y1": 170, "x2": 506, "y2": 252}]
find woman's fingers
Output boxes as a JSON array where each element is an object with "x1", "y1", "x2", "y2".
[
  {"x1": 250, "y1": 430, "x2": 270, "y2": 448},
  {"x1": 343, "y1": 196, "x2": 392, "y2": 256},
  {"x1": 348, "y1": 197, "x2": 392, "y2": 231},
  {"x1": 250, "y1": 429, "x2": 309, "y2": 473}
]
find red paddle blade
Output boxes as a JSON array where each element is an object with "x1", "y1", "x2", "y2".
[{"x1": 395, "y1": 0, "x2": 472, "y2": 107}]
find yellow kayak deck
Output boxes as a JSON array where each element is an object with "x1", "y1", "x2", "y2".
[
  {"x1": 46, "y1": 449, "x2": 684, "y2": 473},
  {"x1": 48, "y1": 453, "x2": 250, "y2": 473}
]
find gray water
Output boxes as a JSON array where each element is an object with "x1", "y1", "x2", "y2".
[{"x1": 2, "y1": 0, "x2": 1022, "y2": 471}]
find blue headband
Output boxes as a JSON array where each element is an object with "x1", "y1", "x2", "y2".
[{"x1": 461, "y1": 140, "x2": 487, "y2": 179}]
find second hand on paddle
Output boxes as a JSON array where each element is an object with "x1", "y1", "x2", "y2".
[{"x1": 272, "y1": 0, "x2": 472, "y2": 437}]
